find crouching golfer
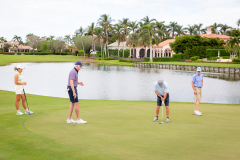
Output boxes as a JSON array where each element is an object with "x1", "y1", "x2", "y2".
[
  {"x1": 192, "y1": 67, "x2": 203, "y2": 116},
  {"x1": 14, "y1": 65, "x2": 33, "y2": 115},
  {"x1": 67, "y1": 61, "x2": 87, "y2": 124},
  {"x1": 153, "y1": 79, "x2": 170, "y2": 123}
]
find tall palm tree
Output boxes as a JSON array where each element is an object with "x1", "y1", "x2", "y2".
[
  {"x1": 155, "y1": 21, "x2": 167, "y2": 41},
  {"x1": 113, "y1": 24, "x2": 124, "y2": 57},
  {"x1": 128, "y1": 21, "x2": 138, "y2": 34},
  {"x1": 220, "y1": 24, "x2": 232, "y2": 35},
  {"x1": 94, "y1": 27, "x2": 104, "y2": 59},
  {"x1": 228, "y1": 36, "x2": 240, "y2": 58},
  {"x1": 237, "y1": 19, "x2": 240, "y2": 27},
  {"x1": 49, "y1": 36, "x2": 55, "y2": 40},
  {"x1": 194, "y1": 23, "x2": 203, "y2": 34},
  {"x1": 98, "y1": 14, "x2": 114, "y2": 57},
  {"x1": 13, "y1": 35, "x2": 22, "y2": 42},
  {"x1": 119, "y1": 18, "x2": 130, "y2": 57},
  {"x1": 185, "y1": 25, "x2": 196, "y2": 35},
  {"x1": 126, "y1": 33, "x2": 139, "y2": 57},
  {"x1": 64, "y1": 35, "x2": 71, "y2": 45},
  {"x1": 76, "y1": 26, "x2": 86, "y2": 59},
  {"x1": 169, "y1": 21, "x2": 178, "y2": 38},
  {"x1": 140, "y1": 23, "x2": 161, "y2": 62},
  {"x1": 141, "y1": 16, "x2": 156, "y2": 25},
  {"x1": 211, "y1": 23, "x2": 222, "y2": 34},
  {"x1": 0, "y1": 37, "x2": 7, "y2": 42},
  {"x1": 201, "y1": 28, "x2": 207, "y2": 34},
  {"x1": 87, "y1": 22, "x2": 96, "y2": 51},
  {"x1": 175, "y1": 25, "x2": 185, "y2": 37}
]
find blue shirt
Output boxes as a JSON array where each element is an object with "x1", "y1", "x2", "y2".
[
  {"x1": 154, "y1": 81, "x2": 169, "y2": 95},
  {"x1": 192, "y1": 73, "x2": 203, "y2": 87}
]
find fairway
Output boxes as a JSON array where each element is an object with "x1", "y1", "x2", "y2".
[{"x1": 0, "y1": 90, "x2": 240, "y2": 160}]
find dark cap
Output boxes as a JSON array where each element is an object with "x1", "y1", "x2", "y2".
[{"x1": 75, "y1": 61, "x2": 84, "y2": 66}]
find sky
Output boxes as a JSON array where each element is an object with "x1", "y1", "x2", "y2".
[{"x1": 0, "y1": 0, "x2": 240, "y2": 42}]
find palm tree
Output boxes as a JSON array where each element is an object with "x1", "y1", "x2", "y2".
[
  {"x1": 185, "y1": 25, "x2": 196, "y2": 35},
  {"x1": 113, "y1": 24, "x2": 124, "y2": 57},
  {"x1": 211, "y1": 23, "x2": 222, "y2": 34},
  {"x1": 155, "y1": 21, "x2": 167, "y2": 41},
  {"x1": 13, "y1": 35, "x2": 22, "y2": 42},
  {"x1": 87, "y1": 22, "x2": 96, "y2": 51},
  {"x1": 220, "y1": 24, "x2": 232, "y2": 35},
  {"x1": 126, "y1": 33, "x2": 139, "y2": 57},
  {"x1": 119, "y1": 18, "x2": 130, "y2": 57},
  {"x1": 64, "y1": 35, "x2": 71, "y2": 45},
  {"x1": 128, "y1": 21, "x2": 138, "y2": 34},
  {"x1": 200, "y1": 28, "x2": 207, "y2": 34},
  {"x1": 76, "y1": 26, "x2": 86, "y2": 59},
  {"x1": 194, "y1": 23, "x2": 203, "y2": 34},
  {"x1": 140, "y1": 23, "x2": 161, "y2": 62},
  {"x1": 228, "y1": 36, "x2": 240, "y2": 59},
  {"x1": 98, "y1": 14, "x2": 114, "y2": 57},
  {"x1": 141, "y1": 16, "x2": 156, "y2": 25},
  {"x1": 169, "y1": 21, "x2": 178, "y2": 38},
  {"x1": 237, "y1": 19, "x2": 240, "y2": 27},
  {"x1": 49, "y1": 36, "x2": 55, "y2": 40},
  {"x1": 94, "y1": 27, "x2": 104, "y2": 59},
  {"x1": 0, "y1": 37, "x2": 7, "y2": 42},
  {"x1": 175, "y1": 25, "x2": 185, "y2": 37}
]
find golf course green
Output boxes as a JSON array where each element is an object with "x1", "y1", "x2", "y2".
[{"x1": 0, "y1": 90, "x2": 239, "y2": 160}]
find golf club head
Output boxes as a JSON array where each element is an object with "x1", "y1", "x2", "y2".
[
  {"x1": 159, "y1": 122, "x2": 163, "y2": 124},
  {"x1": 28, "y1": 113, "x2": 32, "y2": 115}
]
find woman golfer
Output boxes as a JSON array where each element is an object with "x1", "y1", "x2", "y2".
[{"x1": 14, "y1": 65, "x2": 33, "y2": 115}]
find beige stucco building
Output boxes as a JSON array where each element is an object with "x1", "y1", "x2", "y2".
[{"x1": 0, "y1": 40, "x2": 32, "y2": 52}]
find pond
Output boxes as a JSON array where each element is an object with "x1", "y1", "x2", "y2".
[{"x1": 0, "y1": 63, "x2": 239, "y2": 104}]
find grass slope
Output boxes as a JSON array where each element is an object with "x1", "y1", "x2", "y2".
[
  {"x1": 0, "y1": 90, "x2": 240, "y2": 160},
  {"x1": 0, "y1": 55, "x2": 82, "y2": 66}
]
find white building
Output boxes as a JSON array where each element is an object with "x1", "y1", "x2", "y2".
[
  {"x1": 0, "y1": 39, "x2": 32, "y2": 52},
  {"x1": 129, "y1": 39, "x2": 176, "y2": 58},
  {"x1": 108, "y1": 41, "x2": 129, "y2": 50}
]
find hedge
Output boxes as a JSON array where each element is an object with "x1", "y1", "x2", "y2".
[
  {"x1": 232, "y1": 58, "x2": 240, "y2": 62},
  {"x1": 108, "y1": 49, "x2": 130, "y2": 58},
  {"x1": 206, "y1": 49, "x2": 229, "y2": 58},
  {"x1": 143, "y1": 54, "x2": 183, "y2": 62}
]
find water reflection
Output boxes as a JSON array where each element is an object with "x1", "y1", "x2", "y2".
[{"x1": 0, "y1": 63, "x2": 239, "y2": 104}]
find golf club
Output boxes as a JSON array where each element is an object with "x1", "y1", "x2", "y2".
[
  {"x1": 192, "y1": 95, "x2": 196, "y2": 115},
  {"x1": 23, "y1": 89, "x2": 31, "y2": 115},
  {"x1": 159, "y1": 101, "x2": 164, "y2": 124}
]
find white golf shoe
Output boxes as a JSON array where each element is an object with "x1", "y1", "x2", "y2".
[
  {"x1": 16, "y1": 111, "x2": 24, "y2": 115},
  {"x1": 25, "y1": 110, "x2": 33, "y2": 114},
  {"x1": 67, "y1": 119, "x2": 76, "y2": 123},
  {"x1": 76, "y1": 119, "x2": 87, "y2": 124},
  {"x1": 166, "y1": 118, "x2": 170, "y2": 123},
  {"x1": 153, "y1": 117, "x2": 158, "y2": 122},
  {"x1": 194, "y1": 110, "x2": 202, "y2": 116}
]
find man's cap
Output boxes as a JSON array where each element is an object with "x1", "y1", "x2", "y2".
[
  {"x1": 75, "y1": 61, "x2": 84, "y2": 66},
  {"x1": 197, "y1": 67, "x2": 201, "y2": 72},
  {"x1": 158, "y1": 79, "x2": 164, "y2": 87},
  {"x1": 17, "y1": 65, "x2": 25, "y2": 69}
]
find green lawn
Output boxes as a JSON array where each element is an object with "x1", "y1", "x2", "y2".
[
  {"x1": 0, "y1": 55, "x2": 82, "y2": 66},
  {"x1": 143, "y1": 61, "x2": 240, "y2": 68},
  {"x1": 0, "y1": 90, "x2": 239, "y2": 160}
]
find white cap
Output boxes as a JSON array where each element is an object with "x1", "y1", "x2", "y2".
[
  {"x1": 197, "y1": 67, "x2": 201, "y2": 72},
  {"x1": 16, "y1": 65, "x2": 25, "y2": 69}
]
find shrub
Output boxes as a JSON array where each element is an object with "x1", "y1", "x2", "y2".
[
  {"x1": 109, "y1": 49, "x2": 130, "y2": 58},
  {"x1": 206, "y1": 49, "x2": 229, "y2": 58},
  {"x1": 65, "y1": 49, "x2": 70, "y2": 53},
  {"x1": 232, "y1": 58, "x2": 240, "y2": 62},
  {"x1": 119, "y1": 59, "x2": 135, "y2": 63},
  {"x1": 190, "y1": 57, "x2": 196, "y2": 61},
  {"x1": 104, "y1": 57, "x2": 114, "y2": 60}
]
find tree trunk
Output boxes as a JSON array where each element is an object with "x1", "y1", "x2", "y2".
[
  {"x1": 122, "y1": 41, "x2": 124, "y2": 58},
  {"x1": 101, "y1": 43, "x2": 102, "y2": 60},
  {"x1": 150, "y1": 44, "x2": 152, "y2": 62},
  {"x1": 118, "y1": 42, "x2": 120, "y2": 57}
]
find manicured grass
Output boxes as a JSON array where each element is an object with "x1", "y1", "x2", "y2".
[
  {"x1": 1, "y1": 90, "x2": 240, "y2": 160},
  {"x1": 143, "y1": 61, "x2": 240, "y2": 68},
  {"x1": 0, "y1": 55, "x2": 82, "y2": 66},
  {"x1": 91, "y1": 59, "x2": 134, "y2": 66}
]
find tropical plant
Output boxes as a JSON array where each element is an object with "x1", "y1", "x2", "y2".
[
  {"x1": 220, "y1": 24, "x2": 232, "y2": 35},
  {"x1": 26, "y1": 33, "x2": 34, "y2": 38},
  {"x1": 112, "y1": 24, "x2": 124, "y2": 57},
  {"x1": 211, "y1": 23, "x2": 222, "y2": 34},
  {"x1": 128, "y1": 21, "x2": 138, "y2": 34},
  {"x1": 13, "y1": 35, "x2": 22, "y2": 42},
  {"x1": 98, "y1": 14, "x2": 114, "y2": 57},
  {"x1": 194, "y1": 23, "x2": 203, "y2": 34},
  {"x1": 64, "y1": 35, "x2": 71, "y2": 45},
  {"x1": 119, "y1": 18, "x2": 130, "y2": 57},
  {"x1": 155, "y1": 21, "x2": 167, "y2": 40},
  {"x1": 74, "y1": 26, "x2": 86, "y2": 58},
  {"x1": 185, "y1": 25, "x2": 197, "y2": 35},
  {"x1": 237, "y1": 19, "x2": 240, "y2": 27},
  {"x1": 175, "y1": 25, "x2": 185, "y2": 37},
  {"x1": 141, "y1": 16, "x2": 156, "y2": 25},
  {"x1": 169, "y1": 21, "x2": 178, "y2": 38},
  {"x1": 0, "y1": 37, "x2": 7, "y2": 42},
  {"x1": 140, "y1": 23, "x2": 161, "y2": 62},
  {"x1": 94, "y1": 27, "x2": 104, "y2": 59}
]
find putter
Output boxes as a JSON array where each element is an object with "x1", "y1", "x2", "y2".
[
  {"x1": 192, "y1": 95, "x2": 196, "y2": 115},
  {"x1": 23, "y1": 89, "x2": 31, "y2": 115},
  {"x1": 159, "y1": 101, "x2": 164, "y2": 124}
]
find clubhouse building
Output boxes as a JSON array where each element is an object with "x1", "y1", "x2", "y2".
[{"x1": 0, "y1": 40, "x2": 32, "y2": 52}]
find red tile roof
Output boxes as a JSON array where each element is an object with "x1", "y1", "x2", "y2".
[
  {"x1": 153, "y1": 39, "x2": 175, "y2": 48},
  {"x1": 200, "y1": 34, "x2": 230, "y2": 40}
]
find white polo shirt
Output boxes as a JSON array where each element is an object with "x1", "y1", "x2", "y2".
[{"x1": 154, "y1": 81, "x2": 169, "y2": 95}]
